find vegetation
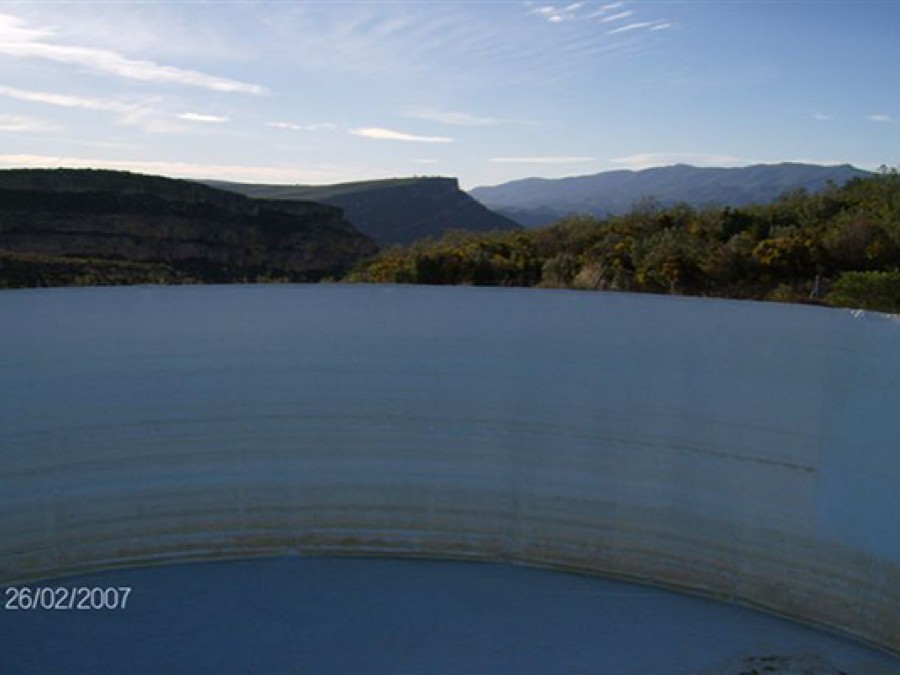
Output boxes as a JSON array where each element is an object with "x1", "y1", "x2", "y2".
[
  {"x1": 4, "y1": 167, "x2": 899, "y2": 313},
  {"x1": 347, "y1": 168, "x2": 900, "y2": 313},
  {"x1": 826, "y1": 271, "x2": 900, "y2": 313},
  {"x1": 0, "y1": 251, "x2": 191, "y2": 289}
]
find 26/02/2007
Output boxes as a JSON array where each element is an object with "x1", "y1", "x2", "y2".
[{"x1": 4, "y1": 586, "x2": 132, "y2": 610}]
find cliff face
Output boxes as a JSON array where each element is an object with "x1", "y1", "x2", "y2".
[
  {"x1": 0, "y1": 169, "x2": 378, "y2": 285},
  {"x1": 209, "y1": 177, "x2": 522, "y2": 246}
]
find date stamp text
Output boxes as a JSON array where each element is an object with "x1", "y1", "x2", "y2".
[{"x1": 4, "y1": 586, "x2": 132, "y2": 611}]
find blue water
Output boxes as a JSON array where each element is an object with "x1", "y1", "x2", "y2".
[{"x1": 2, "y1": 557, "x2": 899, "y2": 675}]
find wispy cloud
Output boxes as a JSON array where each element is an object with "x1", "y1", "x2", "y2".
[
  {"x1": 813, "y1": 113, "x2": 833, "y2": 121},
  {"x1": 0, "y1": 114, "x2": 58, "y2": 132},
  {"x1": 0, "y1": 12, "x2": 266, "y2": 94},
  {"x1": 608, "y1": 21, "x2": 657, "y2": 35},
  {"x1": 117, "y1": 108, "x2": 204, "y2": 135},
  {"x1": 868, "y1": 113, "x2": 894, "y2": 123},
  {"x1": 349, "y1": 127, "x2": 453, "y2": 143},
  {"x1": 268, "y1": 4, "x2": 654, "y2": 90},
  {"x1": 490, "y1": 156, "x2": 594, "y2": 164},
  {"x1": 587, "y1": 2, "x2": 625, "y2": 18},
  {"x1": 0, "y1": 83, "x2": 191, "y2": 134},
  {"x1": 529, "y1": 6, "x2": 575, "y2": 24},
  {"x1": 266, "y1": 121, "x2": 337, "y2": 132},
  {"x1": 0, "y1": 12, "x2": 50, "y2": 43},
  {"x1": 404, "y1": 108, "x2": 519, "y2": 127},
  {"x1": 0, "y1": 83, "x2": 135, "y2": 113},
  {"x1": 600, "y1": 11, "x2": 634, "y2": 23},
  {"x1": 611, "y1": 152, "x2": 747, "y2": 170},
  {"x1": 527, "y1": 3, "x2": 671, "y2": 40},
  {"x1": 411, "y1": 158, "x2": 439, "y2": 164},
  {"x1": 267, "y1": 121, "x2": 302, "y2": 131},
  {"x1": 0, "y1": 153, "x2": 384, "y2": 184},
  {"x1": 531, "y1": 2, "x2": 632, "y2": 24},
  {"x1": 178, "y1": 112, "x2": 229, "y2": 124}
]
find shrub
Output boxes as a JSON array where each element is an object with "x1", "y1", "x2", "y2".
[{"x1": 826, "y1": 270, "x2": 900, "y2": 313}]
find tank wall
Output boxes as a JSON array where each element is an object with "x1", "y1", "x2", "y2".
[{"x1": 1, "y1": 285, "x2": 898, "y2": 651}]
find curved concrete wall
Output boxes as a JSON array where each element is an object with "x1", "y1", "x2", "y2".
[{"x1": 2, "y1": 285, "x2": 899, "y2": 652}]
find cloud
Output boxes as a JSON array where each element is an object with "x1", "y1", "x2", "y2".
[
  {"x1": 0, "y1": 115, "x2": 58, "y2": 132},
  {"x1": 411, "y1": 159, "x2": 439, "y2": 164},
  {"x1": 0, "y1": 12, "x2": 266, "y2": 94},
  {"x1": 868, "y1": 113, "x2": 893, "y2": 123},
  {"x1": 349, "y1": 127, "x2": 453, "y2": 143},
  {"x1": 178, "y1": 112, "x2": 229, "y2": 124},
  {"x1": 0, "y1": 84, "x2": 230, "y2": 134},
  {"x1": 529, "y1": 4, "x2": 584, "y2": 23},
  {"x1": 530, "y1": 2, "x2": 633, "y2": 24},
  {"x1": 0, "y1": 83, "x2": 189, "y2": 134},
  {"x1": 526, "y1": 2, "x2": 672, "y2": 53},
  {"x1": 267, "y1": 121, "x2": 337, "y2": 132},
  {"x1": 600, "y1": 11, "x2": 634, "y2": 23},
  {"x1": 587, "y1": 2, "x2": 625, "y2": 18},
  {"x1": 0, "y1": 84, "x2": 135, "y2": 113},
  {"x1": 611, "y1": 153, "x2": 747, "y2": 170},
  {"x1": 403, "y1": 108, "x2": 506, "y2": 127},
  {"x1": 813, "y1": 113, "x2": 833, "y2": 121},
  {"x1": 490, "y1": 156, "x2": 594, "y2": 164},
  {"x1": 266, "y1": 4, "x2": 640, "y2": 88},
  {"x1": 608, "y1": 21, "x2": 653, "y2": 34},
  {"x1": 524, "y1": 4, "x2": 671, "y2": 36},
  {"x1": 607, "y1": 19, "x2": 672, "y2": 34},
  {"x1": 530, "y1": 6, "x2": 562, "y2": 22},
  {"x1": 267, "y1": 121, "x2": 302, "y2": 130},
  {"x1": 0, "y1": 153, "x2": 383, "y2": 184},
  {"x1": 0, "y1": 13, "x2": 50, "y2": 43}
]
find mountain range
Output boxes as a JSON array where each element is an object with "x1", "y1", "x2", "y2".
[
  {"x1": 470, "y1": 163, "x2": 873, "y2": 227},
  {"x1": 208, "y1": 177, "x2": 520, "y2": 247},
  {"x1": 0, "y1": 163, "x2": 883, "y2": 289}
]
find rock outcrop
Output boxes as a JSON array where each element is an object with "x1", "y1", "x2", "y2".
[
  {"x1": 0, "y1": 168, "x2": 378, "y2": 286},
  {"x1": 209, "y1": 176, "x2": 521, "y2": 246}
]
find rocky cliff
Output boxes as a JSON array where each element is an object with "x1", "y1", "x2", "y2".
[
  {"x1": 209, "y1": 177, "x2": 521, "y2": 246},
  {"x1": 0, "y1": 169, "x2": 378, "y2": 286}
]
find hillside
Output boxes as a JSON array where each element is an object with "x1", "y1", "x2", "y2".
[
  {"x1": 208, "y1": 177, "x2": 521, "y2": 246},
  {"x1": 0, "y1": 169, "x2": 377, "y2": 288},
  {"x1": 349, "y1": 169, "x2": 900, "y2": 313},
  {"x1": 470, "y1": 163, "x2": 872, "y2": 227}
]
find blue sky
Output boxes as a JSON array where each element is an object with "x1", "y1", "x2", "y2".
[{"x1": 0, "y1": 1, "x2": 897, "y2": 189}]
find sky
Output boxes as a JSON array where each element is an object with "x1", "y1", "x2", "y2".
[{"x1": 0, "y1": 1, "x2": 898, "y2": 190}]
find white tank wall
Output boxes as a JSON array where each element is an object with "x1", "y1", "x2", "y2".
[{"x1": 1, "y1": 285, "x2": 898, "y2": 652}]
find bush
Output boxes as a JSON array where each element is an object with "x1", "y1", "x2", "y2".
[{"x1": 826, "y1": 270, "x2": 900, "y2": 313}]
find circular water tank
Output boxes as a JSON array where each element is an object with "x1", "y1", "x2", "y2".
[{"x1": 2, "y1": 285, "x2": 899, "y2": 670}]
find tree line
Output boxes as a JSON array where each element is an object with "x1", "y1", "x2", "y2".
[{"x1": 346, "y1": 168, "x2": 900, "y2": 313}]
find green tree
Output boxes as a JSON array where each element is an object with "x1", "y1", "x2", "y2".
[{"x1": 826, "y1": 270, "x2": 900, "y2": 313}]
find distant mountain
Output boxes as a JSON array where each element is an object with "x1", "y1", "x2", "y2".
[
  {"x1": 208, "y1": 177, "x2": 521, "y2": 246},
  {"x1": 470, "y1": 163, "x2": 873, "y2": 227},
  {"x1": 0, "y1": 168, "x2": 377, "y2": 288}
]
